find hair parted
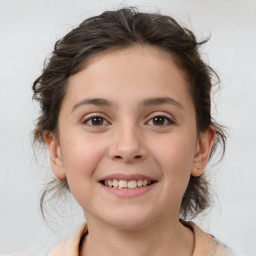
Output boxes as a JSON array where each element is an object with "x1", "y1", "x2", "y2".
[{"x1": 33, "y1": 7, "x2": 226, "y2": 220}]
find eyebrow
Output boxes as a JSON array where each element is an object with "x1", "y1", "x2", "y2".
[
  {"x1": 72, "y1": 98, "x2": 112, "y2": 112},
  {"x1": 72, "y1": 96, "x2": 183, "y2": 112},
  {"x1": 139, "y1": 97, "x2": 184, "y2": 109}
]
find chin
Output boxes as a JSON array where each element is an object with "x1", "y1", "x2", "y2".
[{"x1": 101, "y1": 208, "x2": 156, "y2": 231}]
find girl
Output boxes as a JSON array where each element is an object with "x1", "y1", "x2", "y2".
[{"x1": 30, "y1": 7, "x2": 234, "y2": 256}]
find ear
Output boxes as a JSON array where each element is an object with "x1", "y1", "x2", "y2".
[
  {"x1": 191, "y1": 126, "x2": 216, "y2": 177},
  {"x1": 43, "y1": 131, "x2": 66, "y2": 180}
]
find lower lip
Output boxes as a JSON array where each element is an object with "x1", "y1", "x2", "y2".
[{"x1": 99, "y1": 182, "x2": 157, "y2": 198}]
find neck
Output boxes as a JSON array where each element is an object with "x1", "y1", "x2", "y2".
[{"x1": 80, "y1": 217, "x2": 194, "y2": 256}]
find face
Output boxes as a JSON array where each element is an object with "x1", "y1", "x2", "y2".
[{"x1": 45, "y1": 46, "x2": 214, "y2": 230}]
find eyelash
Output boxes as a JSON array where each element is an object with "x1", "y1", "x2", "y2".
[
  {"x1": 147, "y1": 115, "x2": 174, "y2": 126},
  {"x1": 82, "y1": 115, "x2": 108, "y2": 126},
  {"x1": 82, "y1": 113, "x2": 175, "y2": 127}
]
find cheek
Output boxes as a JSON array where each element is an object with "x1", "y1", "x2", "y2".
[
  {"x1": 60, "y1": 134, "x2": 106, "y2": 201},
  {"x1": 152, "y1": 132, "x2": 195, "y2": 168},
  {"x1": 62, "y1": 133, "x2": 104, "y2": 173},
  {"x1": 150, "y1": 133, "x2": 195, "y2": 191}
]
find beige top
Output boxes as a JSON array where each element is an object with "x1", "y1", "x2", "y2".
[{"x1": 48, "y1": 221, "x2": 235, "y2": 256}]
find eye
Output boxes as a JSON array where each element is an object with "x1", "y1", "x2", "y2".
[
  {"x1": 83, "y1": 116, "x2": 107, "y2": 126},
  {"x1": 147, "y1": 115, "x2": 174, "y2": 126}
]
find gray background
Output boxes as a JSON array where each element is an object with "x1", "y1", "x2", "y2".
[{"x1": 0, "y1": 0, "x2": 255, "y2": 255}]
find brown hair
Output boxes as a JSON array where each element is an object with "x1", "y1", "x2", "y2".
[{"x1": 33, "y1": 7, "x2": 226, "y2": 220}]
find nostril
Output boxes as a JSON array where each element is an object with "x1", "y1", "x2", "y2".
[{"x1": 114, "y1": 155, "x2": 142, "y2": 160}]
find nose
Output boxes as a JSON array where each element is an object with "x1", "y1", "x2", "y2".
[{"x1": 108, "y1": 122, "x2": 147, "y2": 163}]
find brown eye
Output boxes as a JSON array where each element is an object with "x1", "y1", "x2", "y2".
[
  {"x1": 91, "y1": 117, "x2": 104, "y2": 125},
  {"x1": 83, "y1": 116, "x2": 106, "y2": 126},
  {"x1": 147, "y1": 115, "x2": 174, "y2": 126},
  {"x1": 152, "y1": 116, "x2": 165, "y2": 125}
]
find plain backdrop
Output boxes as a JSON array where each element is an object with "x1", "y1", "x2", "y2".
[{"x1": 0, "y1": 0, "x2": 255, "y2": 255}]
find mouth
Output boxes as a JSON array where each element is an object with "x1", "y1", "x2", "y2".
[
  {"x1": 99, "y1": 179, "x2": 157, "y2": 189},
  {"x1": 98, "y1": 174, "x2": 158, "y2": 197}
]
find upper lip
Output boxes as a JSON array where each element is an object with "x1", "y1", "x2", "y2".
[{"x1": 99, "y1": 173, "x2": 157, "y2": 181}]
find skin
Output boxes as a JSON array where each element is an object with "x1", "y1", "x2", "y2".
[{"x1": 44, "y1": 45, "x2": 215, "y2": 256}]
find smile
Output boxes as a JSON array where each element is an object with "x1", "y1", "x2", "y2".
[
  {"x1": 101, "y1": 179, "x2": 155, "y2": 189},
  {"x1": 99, "y1": 177, "x2": 157, "y2": 197}
]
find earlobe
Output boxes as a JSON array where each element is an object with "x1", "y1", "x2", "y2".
[
  {"x1": 191, "y1": 126, "x2": 216, "y2": 177},
  {"x1": 191, "y1": 166, "x2": 204, "y2": 177},
  {"x1": 43, "y1": 131, "x2": 66, "y2": 180}
]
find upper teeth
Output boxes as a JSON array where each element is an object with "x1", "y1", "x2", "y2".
[{"x1": 104, "y1": 179, "x2": 152, "y2": 189}]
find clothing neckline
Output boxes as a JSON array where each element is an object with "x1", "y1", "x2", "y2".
[{"x1": 49, "y1": 220, "x2": 213, "y2": 256}]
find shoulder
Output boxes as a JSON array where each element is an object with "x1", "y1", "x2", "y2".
[
  {"x1": 48, "y1": 223, "x2": 87, "y2": 256},
  {"x1": 180, "y1": 220, "x2": 236, "y2": 256},
  {"x1": 1, "y1": 254, "x2": 28, "y2": 256},
  {"x1": 0, "y1": 254, "x2": 40, "y2": 256},
  {"x1": 1, "y1": 224, "x2": 87, "y2": 256},
  {"x1": 209, "y1": 238, "x2": 237, "y2": 256},
  {"x1": 1, "y1": 254, "x2": 25, "y2": 256},
  {"x1": 1, "y1": 253, "x2": 47, "y2": 256}
]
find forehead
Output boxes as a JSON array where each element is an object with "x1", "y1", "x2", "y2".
[
  {"x1": 64, "y1": 45, "x2": 192, "y2": 109},
  {"x1": 82, "y1": 45, "x2": 185, "y2": 80}
]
